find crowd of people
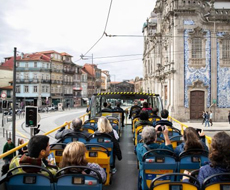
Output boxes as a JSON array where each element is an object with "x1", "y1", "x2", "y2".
[{"x1": 1, "y1": 100, "x2": 230, "y2": 189}]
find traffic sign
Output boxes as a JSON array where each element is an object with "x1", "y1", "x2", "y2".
[{"x1": 1, "y1": 92, "x2": 6, "y2": 99}]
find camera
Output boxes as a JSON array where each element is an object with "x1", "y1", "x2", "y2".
[{"x1": 157, "y1": 125, "x2": 165, "y2": 132}]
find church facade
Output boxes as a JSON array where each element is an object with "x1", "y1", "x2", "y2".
[{"x1": 143, "y1": 0, "x2": 230, "y2": 121}]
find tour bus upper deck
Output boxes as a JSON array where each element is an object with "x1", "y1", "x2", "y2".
[{"x1": 89, "y1": 92, "x2": 163, "y2": 119}]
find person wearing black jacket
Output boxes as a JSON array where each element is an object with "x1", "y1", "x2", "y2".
[
  {"x1": 97, "y1": 117, "x2": 122, "y2": 174},
  {"x1": 55, "y1": 118, "x2": 90, "y2": 139}
]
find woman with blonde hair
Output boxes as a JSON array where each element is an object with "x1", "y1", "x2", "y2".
[
  {"x1": 59, "y1": 141, "x2": 106, "y2": 183},
  {"x1": 97, "y1": 117, "x2": 122, "y2": 173},
  {"x1": 97, "y1": 116, "x2": 119, "y2": 140}
]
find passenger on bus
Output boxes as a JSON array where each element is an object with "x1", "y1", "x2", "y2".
[
  {"x1": 174, "y1": 127, "x2": 208, "y2": 156},
  {"x1": 101, "y1": 102, "x2": 112, "y2": 112},
  {"x1": 155, "y1": 109, "x2": 173, "y2": 127},
  {"x1": 129, "y1": 101, "x2": 141, "y2": 119},
  {"x1": 55, "y1": 118, "x2": 90, "y2": 139},
  {"x1": 134, "y1": 110, "x2": 153, "y2": 129},
  {"x1": 107, "y1": 102, "x2": 112, "y2": 109},
  {"x1": 9, "y1": 135, "x2": 57, "y2": 175},
  {"x1": 151, "y1": 107, "x2": 161, "y2": 126},
  {"x1": 97, "y1": 117, "x2": 122, "y2": 173},
  {"x1": 18, "y1": 139, "x2": 28, "y2": 155},
  {"x1": 136, "y1": 126, "x2": 174, "y2": 189},
  {"x1": 59, "y1": 141, "x2": 106, "y2": 183},
  {"x1": 183, "y1": 132, "x2": 230, "y2": 185},
  {"x1": 141, "y1": 102, "x2": 152, "y2": 111},
  {"x1": 113, "y1": 101, "x2": 125, "y2": 127}
]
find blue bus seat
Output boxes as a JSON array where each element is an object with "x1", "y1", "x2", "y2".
[
  {"x1": 49, "y1": 143, "x2": 66, "y2": 166},
  {"x1": 85, "y1": 144, "x2": 111, "y2": 185},
  {"x1": 150, "y1": 173, "x2": 200, "y2": 190},
  {"x1": 202, "y1": 173, "x2": 230, "y2": 190},
  {"x1": 6, "y1": 165, "x2": 54, "y2": 190},
  {"x1": 141, "y1": 149, "x2": 178, "y2": 190},
  {"x1": 82, "y1": 124, "x2": 97, "y2": 134},
  {"x1": 178, "y1": 149, "x2": 209, "y2": 180},
  {"x1": 169, "y1": 135, "x2": 184, "y2": 149},
  {"x1": 159, "y1": 128, "x2": 181, "y2": 140},
  {"x1": 55, "y1": 166, "x2": 103, "y2": 190},
  {"x1": 58, "y1": 132, "x2": 90, "y2": 144},
  {"x1": 88, "y1": 133, "x2": 114, "y2": 167}
]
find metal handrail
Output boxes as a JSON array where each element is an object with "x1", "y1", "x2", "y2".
[
  {"x1": 0, "y1": 112, "x2": 90, "y2": 159},
  {"x1": 168, "y1": 115, "x2": 212, "y2": 148}
]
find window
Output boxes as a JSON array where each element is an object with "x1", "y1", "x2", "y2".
[
  {"x1": 51, "y1": 87, "x2": 53, "y2": 93},
  {"x1": 55, "y1": 87, "x2": 58, "y2": 93},
  {"x1": 192, "y1": 38, "x2": 202, "y2": 58},
  {"x1": 24, "y1": 86, "x2": 29, "y2": 93},
  {"x1": 34, "y1": 86, "x2": 37, "y2": 92},
  {"x1": 42, "y1": 86, "x2": 45, "y2": 93},
  {"x1": 46, "y1": 86, "x2": 49, "y2": 93},
  {"x1": 222, "y1": 40, "x2": 230, "y2": 59},
  {"x1": 24, "y1": 73, "x2": 29, "y2": 80},
  {"x1": 34, "y1": 62, "x2": 37, "y2": 67},
  {"x1": 16, "y1": 73, "x2": 20, "y2": 79},
  {"x1": 42, "y1": 74, "x2": 44, "y2": 79},
  {"x1": 34, "y1": 73, "x2": 37, "y2": 79},
  {"x1": 16, "y1": 85, "x2": 20, "y2": 93},
  {"x1": 16, "y1": 62, "x2": 19, "y2": 67},
  {"x1": 42, "y1": 63, "x2": 45, "y2": 68},
  {"x1": 25, "y1": 62, "x2": 28, "y2": 68},
  {"x1": 46, "y1": 74, "x2": 49, "y2": 80}
]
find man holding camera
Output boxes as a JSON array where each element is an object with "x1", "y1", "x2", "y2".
[{"x1": 136, "y1": 125, "x2": 173, "y2": 190}]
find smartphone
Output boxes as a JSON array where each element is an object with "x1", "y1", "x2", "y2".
[{"x1": 196, "y1": 128, "x2": 202, "y2": 134}]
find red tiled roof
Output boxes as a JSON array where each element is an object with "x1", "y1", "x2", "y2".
[
  {"x1": 38, "y1": 50, "x2": 60, "y2": 54},
  {"x1": 60, "y1": 52, "x2": 72, "y2": 57},
  {"x1": 20, "y1": 53, "x2": 50, "y2": 61},
  {"x1": 2, "y1": 56, "x2": 21, "y2": 69},
  {"x1": 0, "y1": 86, "x2": 13, "y2": 90}
]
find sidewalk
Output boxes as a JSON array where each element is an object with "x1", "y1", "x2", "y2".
[{"x1": 172, "y1": 120, "x2": 230, "y2": 131}]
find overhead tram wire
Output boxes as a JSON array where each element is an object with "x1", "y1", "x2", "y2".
[
  {"x1": 97, "y1": 58, "x2": 142, "y2": 65},
  {"x1": 93, "y1": 53, "x2": 142, "y2": 59},
  {"x1": 75, "y1": 0, "x2": 113, "y2": 63}
]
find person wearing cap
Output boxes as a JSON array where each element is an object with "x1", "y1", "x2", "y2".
[{"x1": 3, "y1": 138, "x2": 15, "y2": 164}]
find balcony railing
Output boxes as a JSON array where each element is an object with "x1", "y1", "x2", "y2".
[
  {"x1": 63, "y1": 69, "x2": 75, "y2": 74},
  {"x1": 63, "y1": 81, "x2": 74, "y2": 85},
  {"x1": 51, "y1": 68, "x2": 63, "y2": 73},
  {"x1": 51, "y1": 93, "x2": 62, "y2": 96},
  {"x1": 16, "y1": 67, "x2": 51, "y2": 72},
  {"x1": 51, "y1": 80, "x2": 63, "y2": 84},
  {"x1": 16, "y1": 79, "x2": 50, "y2": 84}
]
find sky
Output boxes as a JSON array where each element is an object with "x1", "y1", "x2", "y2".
[{"x1": 0, "y1": 0, "x2": 156, "y2": 81}]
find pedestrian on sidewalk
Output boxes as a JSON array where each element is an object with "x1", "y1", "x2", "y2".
[
  {"x1": 228, "y1": 111, "x2": 230, "y2": 124},
  {"x1": 202, "y1": 111, "x2": 205, "y2": 125},
  {"x1": 204, "y1": 111, "x2": 210, "y2": 127},
  {"x1": 209, "y1": 111, "x2": 213, "y2": 126},
  {"x1": 3, "y1": 138, "x2": 16, "y2": 164}
]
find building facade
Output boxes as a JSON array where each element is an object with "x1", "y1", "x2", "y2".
[
  {"x1": 110, "y1": 81, "x2": 135, "y2": 92},
  {"x1": 16, "y1": 53, "x2": 51, "y2": 108},
  {"x1": 101, "y1": 70, "x2": 111, "y2": 92},
  {"x1": 134, "y1": 77, "x2": 143, "y2": 93},
  {"x1": 0, "y1": 66, "x2": 13, "y2": 110},
  {"x1": 143, "y1": 0, "x2": 230, "y2": 121}
]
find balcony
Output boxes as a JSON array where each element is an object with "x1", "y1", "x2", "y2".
[
  {"x1": 51, "y1": 68, "x2": 63, "y2": 73},
  {"x1": 63, "y1": 81, "x2": 74, "y2": 85},
  {"x1": 51, "y1": 93, "x2": 62, "y2": 97},
  {"x1": 41, "y1": 79, "x2": 51, "y2": 83},
  {"x1": 16, "y1": 67, "x2": 51, "y2": 72},
  {"x1": 63, "y1": 69, "x2": 75, "y2": 74},
  {"x1": 64, "y1": 94, "x2": 73, "y2": 97}
]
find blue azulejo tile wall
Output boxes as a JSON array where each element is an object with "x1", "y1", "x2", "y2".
[
  {"x1": 217, "y1": 32, "x2": 230, "y2": 108},
  {"x1": 184, "y1": 29, "x2": 211, "y2": 108}
]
